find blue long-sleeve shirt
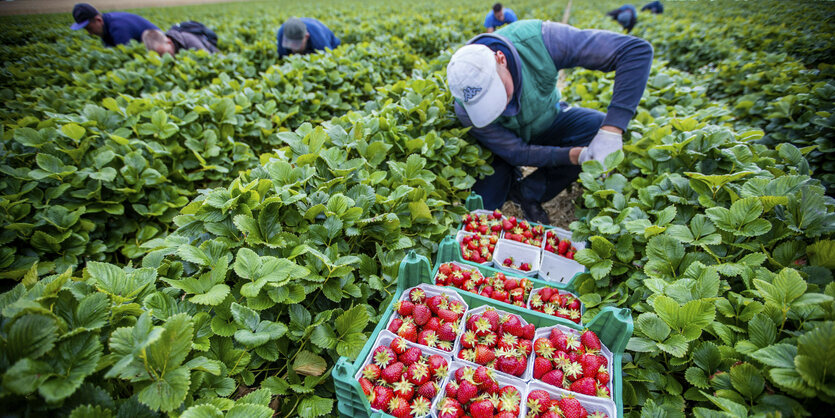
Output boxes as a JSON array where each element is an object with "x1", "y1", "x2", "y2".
[
  {"x1": 484, "y1": 8, "x2": 518, "y2": 30},
  {"x1": 276, "y1": 18, "x2": 340, "y2": 58},
  {"x1": 454, "y1": 21, "x2": 653, "y2": 168},
  {"x1": 641, "y1": 1, "x2": 664, "y2": 14},
  {"x1": 101, "y1": 12, "x2": 158, "y2": 47}
]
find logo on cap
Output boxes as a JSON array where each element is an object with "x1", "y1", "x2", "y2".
[{"x1": 462, "y1": 86, "x2": 482, "y2": 103}]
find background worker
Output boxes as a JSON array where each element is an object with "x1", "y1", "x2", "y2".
[
  {"x1": 276, "y1": 17, "x2": 340, "y2": 58},
  {"x1": 484, "y1": 3, "x2": 518, "y2": 33},
  {"x1": 446, "y1": 20, "x2": 652, "y2": 223},
  {"x1": 142, "y1": 22, "x2": 219, "y2": 56},
  {"x1": 70, "y1": 3, "x2": 158, "y2": 47},
  {"x1": 641, "y1": 1, "x2": 664, "y2": 14},
  {"x1": 606, "y1": 4, "x2": 638, "y2": 33}
]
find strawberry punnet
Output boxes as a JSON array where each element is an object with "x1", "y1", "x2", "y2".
[
  {"x1": 456, "y1": 308, "x2": 534, "y2": 377},
  {"x1": 391, "y1": 286, "x2": 466, "y2": 352},
  {"x1": 544, "y1": 231, "x2": 579, "y2": 260},
  {"x1": 435, "y1": 262, "x2": 533, "y2": 308},
  {"x1": 528, "y1": 287, "x2": 583, "y2": 324},
  {"x1": 526, "y1": 390, "x2": 610, "y2": 418},
  {"x1": 532, "y1": 327, "x2": 612, "y2": 399},
  {"x1": 433, "y1": 365, "x2": 522, "y2": 417},
  {"x1": 361, "y1": 336, "x2": 449, "y2": 417}
]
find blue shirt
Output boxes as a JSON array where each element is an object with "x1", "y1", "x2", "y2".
[
  {"x1": 101, "y1": 12, "x2": 158, "y2": 47},
  {"x1": 276, "y1": 18, "x2": 341, "y2": 58},
  {"x1": 484, "y1": 9, "x2": 518, "y2": 29},
  {"x1": 641, "y1": 1, "x2": 664, "y2": 13}
]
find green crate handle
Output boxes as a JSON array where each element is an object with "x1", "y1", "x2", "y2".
[{"x1": 464, "y1": 191, "x2": 484, "y2": 211}]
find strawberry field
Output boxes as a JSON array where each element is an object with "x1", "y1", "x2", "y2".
[{"x1": 1, "y1": 0, "x2": 834, "y2": 416}]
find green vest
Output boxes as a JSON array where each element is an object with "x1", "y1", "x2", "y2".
[{"x1": 495, "y1": 20, "x2": 560, "y2": 143}]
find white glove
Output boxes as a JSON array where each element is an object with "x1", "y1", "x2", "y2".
[
  {"x1": 587, "y1": 129, "x2": 622, "y2": 168},
  {"x1": 578, "y1": 147, "x2": 592, "y2": 164}
]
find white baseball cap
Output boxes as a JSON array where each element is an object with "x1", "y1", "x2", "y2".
[{"x1": 447, "y1": 44, "x2": 507, "y2": 128}]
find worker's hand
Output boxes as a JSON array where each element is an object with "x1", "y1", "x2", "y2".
[{"x1": 587, "y1": 128, "x2": 623, "y2": 169}]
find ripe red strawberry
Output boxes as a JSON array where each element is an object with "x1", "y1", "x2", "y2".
[
  {"x1": 359, "y1": 377, "x2": 373, "y2": 396},
  {"x1": 438, "y1": 398, "x2": 464, "y2": 418},
  {"x1": 570, "y1": 376, "x2": 598, "y2": 396},
  {"x1": 427, "y1": 354, "x2": 448, "y2": 379},
  {"x1": 391, "y1": 337, "x2": 409, "y2": 355},
  {"x1": 474, "y1": 345, "x2": 496, "y2": 365},
  {"x1": 387, "y1": 396, "x2": 411, "y2": 418},
  {"x1": 412, "y1": 304, "x2": 431, "y2": 326},
  {"x1": 399, "y1": 347, "x2": 422, "y2": 366},
  {"x1": 596, "y1": 366, "x2": 610, "y2": 385},
  {"x1": 534, "y1": 338, "x2": 555, "y2": 359},
  {"x1": 396, "y1": 300, "x2": 414, "y2": 316},
  {"x1": 382, "y1": 362, "x2": 405, "y2": 384},
  {"x1": 456, "y1": 380, "x2": 478, "y2": 404},
  {"x1": 370, "y1": 386, "x2": 394, "y2": 410},
  {"x1": 397, "y1": 322, "x2": 418, "y2": 342},
  {"x1": 597, "y1": 385, "x2": 611, "y2": 398},
  {"x1": 417, "y1": 329, "x2": 438, "y2": 348},
  {"x1": 497, "y1": 355, "x2": 518, "y2": 375},
  {"x1": 564, "y1": 361, "x2": 584, "y2": 382},
  {"x1": 438, "y1": 322, "x2": 457, "y2": 341},
  {"x1": 470, "y1": 399, "x2": 495, "y2": 418},
  {"x1": 533, "y1": 356, "x2": 553, "y2": 379},
  {"x1": 581, "y1": 330, "x2": 601, "y2": 352},
  {"x1": 558, "y1": 396, "x2": 588, "y2": 418},
  {"x1": 496, "y1": 412, "x2": 517, "y2": 418},
  {"x1": 481, "y1": 309, "x2": 501, "y2": 332},
  {"x1": 362, "y1": 363, "x2": 382, "y2": 381},
  {"x1": 388, "y1": 318, "x2": 403, "y2": 333},
  {"x1": 542, "y1": 369, "x2": 565, "y2": 388},
  {"x1": 406, "y1": 362, "x2": 430, "y2": 386},
  {"x1": 580, "y1": 354, "x2": 601, "y2": 379},
  {"x1": 436, "y1": 308, "x2": 459, "y2": 323},
  {"x1": 566, "y1": 251, "x2": 575, "y2": 260},
  {"x1": 501, "y1": 314, "x2": 524, "y2": 337},
  {"x1": 392, "y1": 378, "x2": 415, "y2": 401},
  {"x1": 409, "y1": 288, "x2": 426, "y2": 303},
  {"x1": 410, "y1": 396, "x2": 432, "y2": 417},
  {"x1": 520, "y1": 262, "x2": 531, "y2": 271},
  {"x1": 518, "y1": 338, "x2": 533, "y2": 356},
  {"x1": 568, "y1": 298, "x2": 581, "y2": 311},
  {"x1": 526, "y1": 389, "x2": 551, "y2": 415},
  {"x1": 373, "y1": 346, "x2": 397, "y2": 368},
  {"x1": 417, "y1": 381, "x2": 437, "y2": 399},
  {"x1": 424, "y1": 316, "x2": 441, "y2": 332},
  {"x1": 444, "y1": 381, "x2": 459, "y2": 399},
  {"x1": 461, "y1": 330, "x2": 478, "y2": 348},
  {"x1": 557, "y1": 239, "x2": 570, "y2": 255},
  {"x1": 425, "y1": 295, "x2": 443, "y2": 313},
  {"x1": 473, "y1": 365, "x2": 492, "y2": 389}
]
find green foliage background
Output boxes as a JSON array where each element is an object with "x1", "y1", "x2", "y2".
[{"x1": 0, "y1": 0, "x2": 833, "y2": 416}]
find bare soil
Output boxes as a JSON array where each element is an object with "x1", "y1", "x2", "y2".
[
  {"x1": 0, "y1": 0, "x2": 253, "y2": 16},
  {"x1": 500, "y1": 181, "x2": 583, "y2": 230}
]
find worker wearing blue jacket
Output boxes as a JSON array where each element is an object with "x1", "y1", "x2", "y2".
[
  {"x1": 446, "y1": 20, "x2": 652, "y2": 223},
  {"x1": 70, "y1": 3, "x2": 158, "y2": 47},
  {"x1": 276, "y1": 17, "x2": 340, "y2": 58},
  {"x1": 641, "y1": 1, "x2": 664, "y2": 14},
  {"x1": 607, "y1": 4, "x2": 638, "y2": 33},
  {"x1": 484, "y1": 3, "x2": 518, "y2": 33}
]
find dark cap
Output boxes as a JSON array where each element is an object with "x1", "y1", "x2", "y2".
[
  {"x1": 281, "y1": 18, "x2": 308, "y2": 50},
  {"x1": 71, "y1": 3, "x2": 99, "y2": 30}
]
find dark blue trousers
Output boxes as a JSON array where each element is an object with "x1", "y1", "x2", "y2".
[{"x1": 473, "y1": 103, "x2": 605, "y2": 210}]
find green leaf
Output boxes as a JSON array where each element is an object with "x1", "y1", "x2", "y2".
[
  {"x1": 807, "y1": 240, "x2": 835, "y2": 268},
  {"x1": 6, "y1": 314, "x2": 57, "y2": 362},
  {"x1": 2, "y1": 358, "x2": 52, "y2": 395},
  {"x1": 61, "y1": 123, "x2": 86, "y2": 141},
  {"x1": 146, "y1": 313, "x2": 193, "y2": 373},
  {"x1": 637, "y1": 312, "x2": 671, "y2": 341},
  {"x1": 234, "y1": 248, "x2": 261, "y2": 279},
  {"x1": 137, "y1": 366, "x2": 191, "y2": 412},
  {"x1": 230, "y1": 302, "x2": 260, "y2": 330},
  {"x1": 297, "y1": 395, "x2": 333, "y2": 418},
  {"x1": 69, "y1": 405, "x2": 114, "y2": 418},
  {"x1": 795, "y1": 321, "x2": 835, "y2": 395},
  {"x1": 747, "y1": 313, "x2": 776, "y2": 349},
  {"x1": 293, "y1": 350, "x2": 327, "y2": 376},
  {"x1": 729, "y1": 363, "x2": 765, "y2": 400},
  {"x1": 227, "y1": 404, "x2": 274, "y2": 418},
  {"x1": 39, "y1": 333, "x2": 102, "y2": 402},
  {"x1": 751, "y1": 344, "x2": 797, "y2": 369},
  {"x1": 658, "y1": 334, "x2": 689, "y2": 357},
  {"x1": 692, "y1": 341, "x2": 721, "y2": 373},
  {"x1": 700, "y1": 391, "x2": 749, "y2": 417},
  {"x1": 181, "y1": 404, "x2": 224, "y2": 418}
]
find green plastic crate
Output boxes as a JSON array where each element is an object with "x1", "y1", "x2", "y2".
[{"x1": 333, "y1": 251, "x2": 633, "y2": 418}]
